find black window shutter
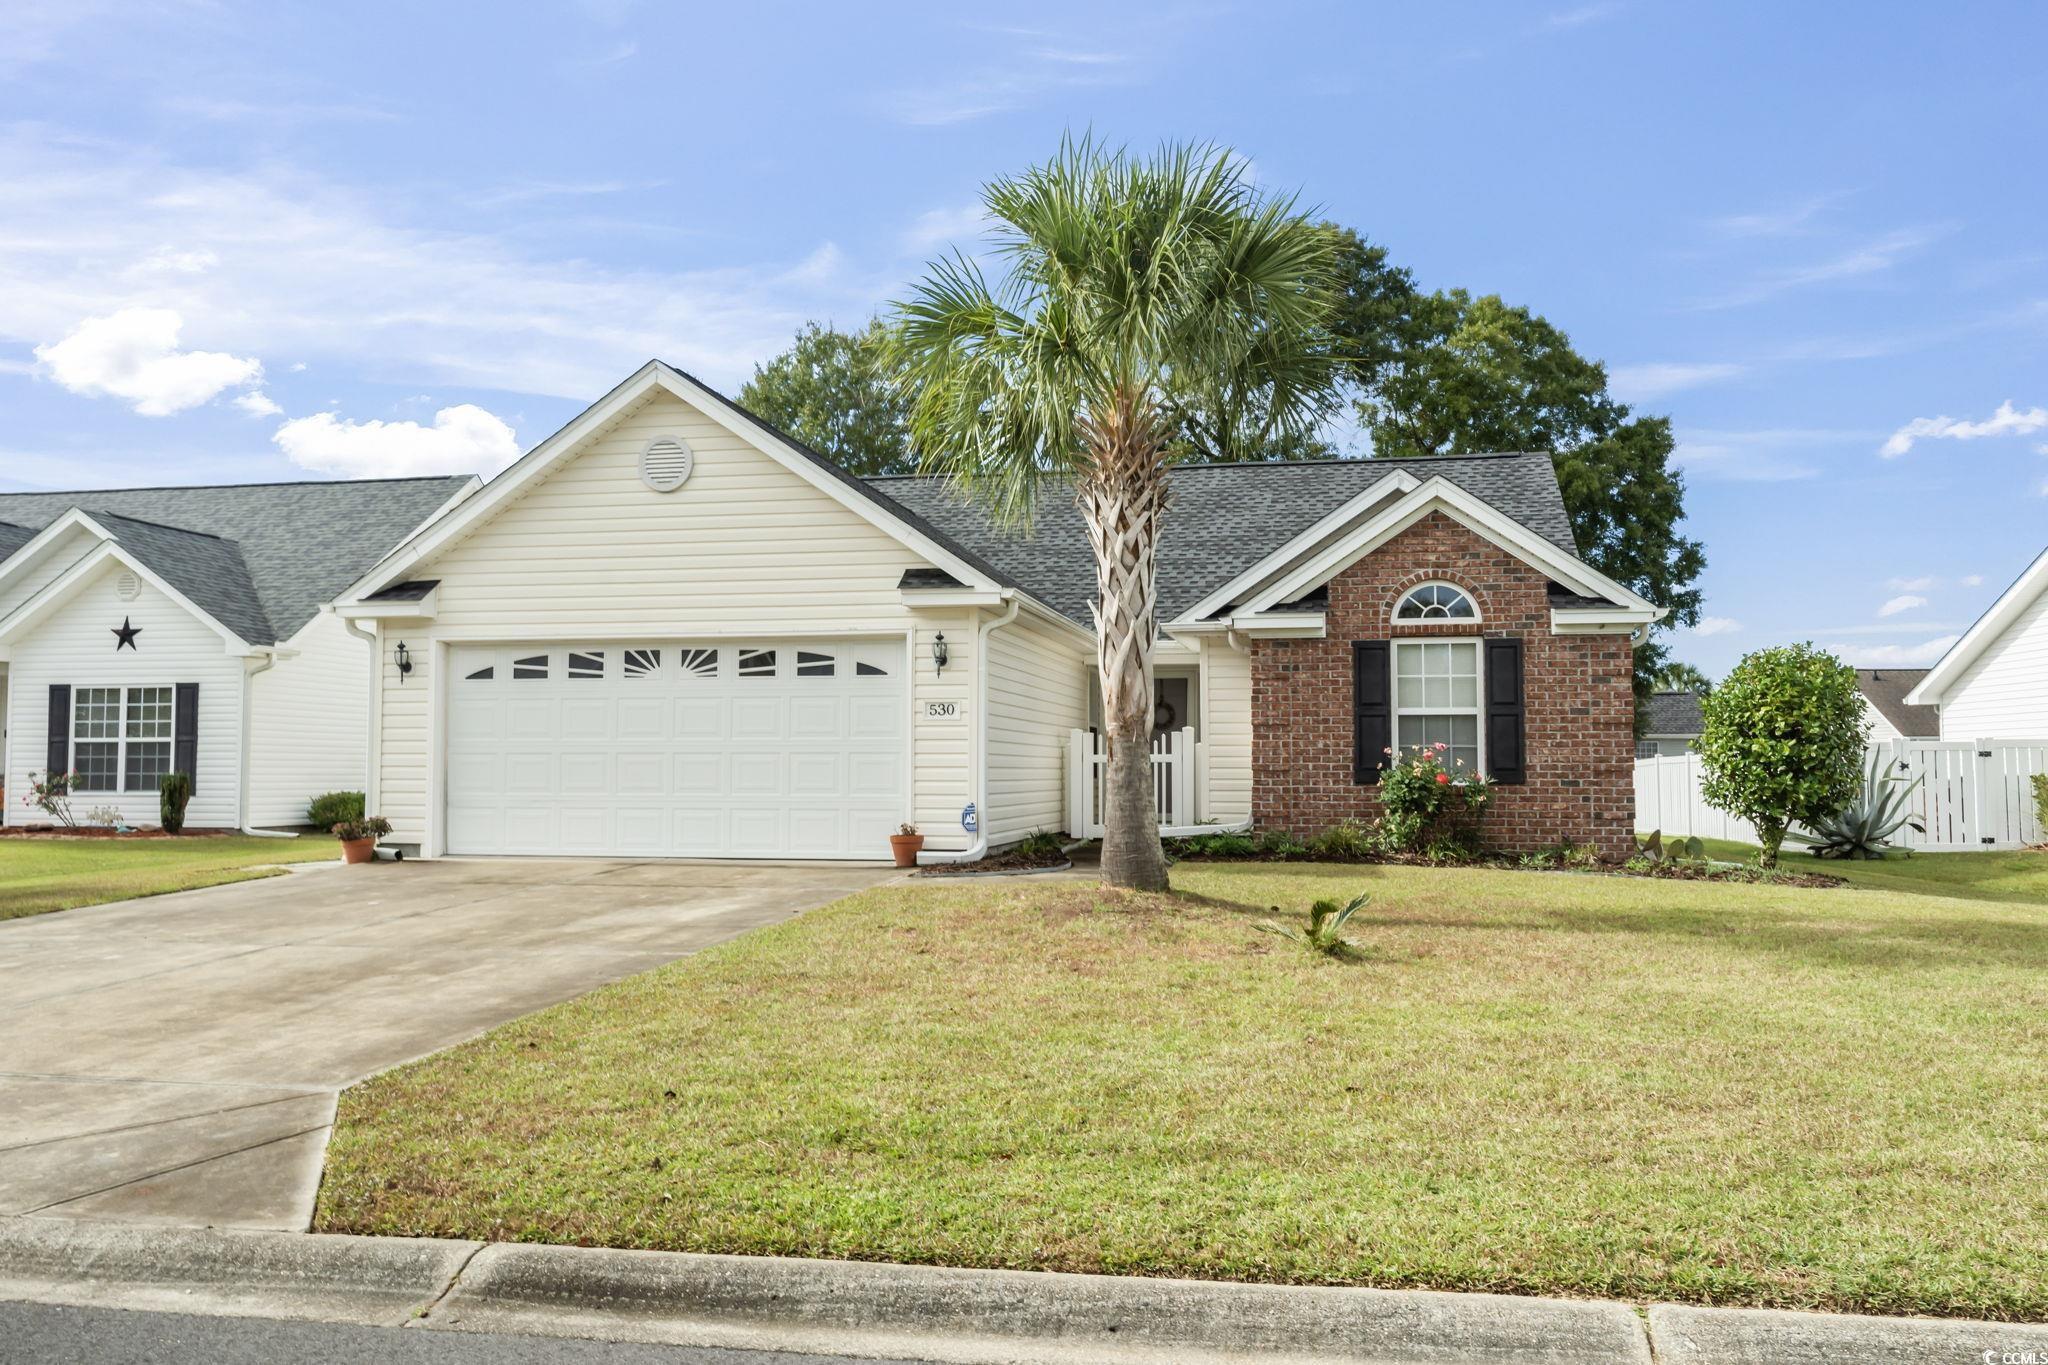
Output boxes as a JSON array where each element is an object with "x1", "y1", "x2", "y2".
[
  {"x1": 46, "y1": 684, "x2": 70, "y2": 778},
  {"x1": 1484, "y1": 638, "x2": 1526, "y2": 785},
  {"x1": 1352, "y1": 640, "x2": 1391, "y2": 784},
  {"x1": 174, "y1": 682, "x2": 200, "y2": 793}
]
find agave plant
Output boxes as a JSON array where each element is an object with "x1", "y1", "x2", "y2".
[
  {"x1": 1790, "y1": 755, "x2": 1924, "y2": 860},
  {"x1": 1256, "y1": 892, "x2": 1370, "y2": 956}
]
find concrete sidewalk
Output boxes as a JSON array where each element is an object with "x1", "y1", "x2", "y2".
[
  {"x1": 5, "y1": 1218, "x2": 2045, "y2": 1364},
  {"x1": 0, "y1": 858, "x2": 893, "y2": 1230}
]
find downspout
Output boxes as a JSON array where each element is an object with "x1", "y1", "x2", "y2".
[
  {"x1": 239, "y1": 649, "x2": 296, "y2": 837},
  {"x1": 918, "y1": 594, "x2": 1022, "y2": 865},
  {"x1": 343, "y1": 615, "x2": 380, "y2": 819}
]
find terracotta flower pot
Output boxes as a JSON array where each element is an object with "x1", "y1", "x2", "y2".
[
  {"x1": 888, "y1": 833, "x2": 925, "y2": 868},
  {"x1": 340, "y1": 837, "x2": 378, "y2": 865}
]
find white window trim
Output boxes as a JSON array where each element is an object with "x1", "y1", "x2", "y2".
[
  {"x1": 71, "y1": 683, "x2": 176, "y2": 794},
  {"x1": 1394, "y1": 581, "x2": 1481, "y2": 624},
  {"x1": 1390, "y1": 637, "x2": 1486, "y2": 775}
]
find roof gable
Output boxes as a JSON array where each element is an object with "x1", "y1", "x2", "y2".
[
  {"x1": 1644, "y1": 690, "x2": 1704, "y2": 736},
  {"x1": 1856, "y1": 669, "x2": 1939, "y2": 737},
  {"x1": 1907, "y1": 546, "x2": 2048, "y2": 706},
  {"x1": 0, "y1": 475, "x2": 476, "y2": 642},
  {"x1": 89, "y1": 511, "x2": 274, "y2": 645}
]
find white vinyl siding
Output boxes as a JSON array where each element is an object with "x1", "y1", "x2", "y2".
[
  {"x1": 368, "y1": 389, "x2": 1001, "y2": 855},
  {"x1": 0, "y1": 525, "x2": 99, "y2": 620},
  {"x1": 1200, "y1": 639, "x2": 1253, "y2": 823},
  {"x1": 2, "y1": 564, "x2": 241, "y2": 829},
  {"x1": 984, "y1": 611, "x2": 1090, "y2": 845},
  {"x1": 1940, "y1": 582, "x2": 2048, "y2": 739},
  {"x1": 246, "y1": 610, "x2": 373, "y2": 826}
]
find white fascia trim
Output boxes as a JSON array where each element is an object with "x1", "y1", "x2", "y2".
[
  {"x1": 899, "y1": 588, "x2": 1005, "y2": 610},
  {"x1": 1550, "y1": 606, "x2": 1665, "y2": 634},
  {"x1": 335, "y1": 586, "x2": 441, "y2": 621},
  {"x1": 1905, "y1": 545, "x2": 2048, "y2": 706},
  {"x1": 1211, "y1": 611, "x2": 1328, "y2": 639},
  {"x1": 1243, "y1": 478, "x2": 1659, "y2": 617},
  {"x1": 1168, "y1": 471, "x2": 1421, "y2": 626},
  {"x1": 0, "y1": 508, "x2": 111, "y2": 591},
  {"x1": 337, "y1": 361, "x2": 1004, "y2": 606},
  {"x1": 0, "y1": 535, "x2": 255, "y2": 654}
]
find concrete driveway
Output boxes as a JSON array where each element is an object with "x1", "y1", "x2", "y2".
[{"x1": 0, "y1": 858, "x2": 894, "y2": 1231}]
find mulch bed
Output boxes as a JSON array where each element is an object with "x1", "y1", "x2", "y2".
[
  {"x1": 0, "y1": 826, "x2": 241, "y2": 839},
  {"x1": 915, "y1": 848, "x2": 1073, "y2": 877}
]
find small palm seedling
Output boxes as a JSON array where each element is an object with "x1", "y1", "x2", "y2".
[
  {"x1": 1257, "y1": 892, "x2": 1370, "y2": 957},
  {"x1": 1791, "y1": 754, "x2": 1924, "y2": 860}
]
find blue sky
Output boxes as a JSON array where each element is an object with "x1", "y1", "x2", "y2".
[{"x1": 2, "y1": 1, "x2": 2043, "y2": 676}]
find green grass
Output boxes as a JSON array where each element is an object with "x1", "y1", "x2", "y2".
[
  {"x1": 1699, "y1": 837, "x2": 2048, "y2": 903},
  {"x1": 0, "y1": 833, "x2": 341, "y2": 920},
  {"x1": 316, "y1": 859, "x2": 2048, "y2": 1319}
]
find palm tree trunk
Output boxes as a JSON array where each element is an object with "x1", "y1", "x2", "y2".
[{"x1": 1077, "y1": 387, "x2": 1171, "y2": 892}]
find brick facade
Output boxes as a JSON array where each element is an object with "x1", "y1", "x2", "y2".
[{"x1": 1249, "y1": 510, "x2": 1636, "y2": 859}]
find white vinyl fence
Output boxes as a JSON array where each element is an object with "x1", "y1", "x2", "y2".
[
  {"x1": 1068, "y1": 727, "x2": 1222, "y2": 838},
  {"x1": 1636, "y1": 737, "x2": 2048, "y2": 852}
]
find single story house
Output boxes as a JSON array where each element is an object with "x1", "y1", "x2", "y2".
[
  {"x1": 333, "y1": 361, "x2": 1663, "y2": 863},
  {"x1": 1638, "y1": 690, "x2": 1704, "y2": 757},
  {"x1": 1853, "y1": 668, "x2": 1938, "y2": 742},
  {"x1": 0, "y1": 476, "x2": 477, "y2": 830},
  {"x1": 1906, "y1": 546, "x2": 2048, "y2": 739}
]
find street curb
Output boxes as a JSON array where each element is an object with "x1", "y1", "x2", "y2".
[
  {"x1": 0, "y1": 1217, "x2": 480, "y2": 1328},
  {"x1": 438, "y1": 1243, "x2": 1652, "y2": 1363},
  {"x1": 1649, "y1": 1302, "x2": 2048, "y2": 1364}
]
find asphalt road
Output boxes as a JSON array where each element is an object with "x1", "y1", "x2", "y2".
[{"x1": 0, "y1": 1302, "x2": 938, "y2": 1365}]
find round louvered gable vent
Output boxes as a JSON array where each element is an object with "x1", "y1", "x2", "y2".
[
  {"x1": 116, "y1": 571, "x2": 141, "y2": 601},
  {"x1": 641, "y1": 436, "x2": 694, "y2": 492}
]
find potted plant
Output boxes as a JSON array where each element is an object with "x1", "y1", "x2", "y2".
[
  {"x1": 332, "y1": 815, "x2": 393, "y2": 864},
  {"x1": 888, "y1": 822, "x2": 924, "y2": 868}
]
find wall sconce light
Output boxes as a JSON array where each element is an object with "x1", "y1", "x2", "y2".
[
  {"x1": 932, "y1": 632, "x2": 948, "y2": 677},
  {"x1": 395, "y1": 640, "x2": 413, "y2": 682}
]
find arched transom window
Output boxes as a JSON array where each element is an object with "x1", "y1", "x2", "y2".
[{"x1": 1395, "y1": 583, "x2": 1477, "y2": 621}]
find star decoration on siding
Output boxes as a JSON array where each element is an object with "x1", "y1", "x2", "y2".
[{"x1": 112, "y1": 616, "x2": 141, "y2": 650}]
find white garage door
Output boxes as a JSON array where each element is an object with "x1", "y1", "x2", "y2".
[{"x1": 446, "y1": 641, "x2": 905, "y2": 858}]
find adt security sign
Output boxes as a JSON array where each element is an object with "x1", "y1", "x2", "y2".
[{"x1": 960, "y1": 803, "x2": 979, "y2": 834}]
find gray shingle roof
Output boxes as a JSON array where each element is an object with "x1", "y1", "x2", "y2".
[
  {"x1": 868, "y1": 453, "x2": 1581, "y2": 627},
  {"x1": 1855, "y1": 668, "x2": 1939, "y2": 738},
  {"x1": 0, "y1": 521, "x2": 32, "y2": 559},
  {"x1": 0, "y1": 477, "x2": 473, "y2": 645},
  {"x1": 1644, "y1": 690, "x2": 1705, "y2": 736}
]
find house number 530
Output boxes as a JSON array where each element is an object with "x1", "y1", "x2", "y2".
[{"x1": 923, "y1": 700, "x2": 963, "y2": 720}]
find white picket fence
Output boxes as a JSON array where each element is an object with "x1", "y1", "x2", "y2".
[
  {"x1": 1067, "y1": 727, "x2": 1215, "y2": 838},
  {"x1": 1636, "y1": 738, "x2": 2048, "y2": 851}
]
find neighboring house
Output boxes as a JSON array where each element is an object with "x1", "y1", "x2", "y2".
[
  {"x1": 0, "y1": 477, "x2": 478, "y2": 830},
  {"x1": 1853, "y1": 668, "x2": 1939, "y2": 742},
  {"x1": 333, "y1": 361, "x2": 1663, "y2": 863},
  {"x1": 1906, "y1": 547, "x2": 2048, "y2": 738},
  {"x1": 1638, "y1": 690, "x2": 1704, "y2": 757}
]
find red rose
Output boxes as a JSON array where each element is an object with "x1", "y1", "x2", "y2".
[{"x1": 1435, "y1": 771, "x2": 1451, "y2": 785}]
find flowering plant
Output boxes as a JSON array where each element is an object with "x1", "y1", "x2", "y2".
[
  {"x1": 25, "y1": 770, "x2": 78, "y2": 827},
  {"x1": 1377, "y1": 743, "x2": 1493, "y2": 851}
]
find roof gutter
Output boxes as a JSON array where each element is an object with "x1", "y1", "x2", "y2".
[{"x1": 918, "y1": 593, "x2": 1022, "y2": 866}]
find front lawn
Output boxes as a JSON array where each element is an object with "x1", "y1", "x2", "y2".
[
  {"x1": 316, "y1": 861, "x2": 2048, "y2": 1320},
  {"x1": 1699, "y1": 837, "x2": 2048, "y2": 903},
  {"x1": 0, "y1": 834, "x2": 341, "y2": 920}
]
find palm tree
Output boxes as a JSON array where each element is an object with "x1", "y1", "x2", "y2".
[{"x1": 893, "y1": 138, "x2": 1344, "y2": 890}]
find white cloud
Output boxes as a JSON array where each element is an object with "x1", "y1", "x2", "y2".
[
  {"x1": 1608, "y1": 361, "x2": 1743, "y2": 403},
  {"x1": 1881, "y1": 399, "x2": 2048, "y2": 458},
  {"x1": 1692, "y1": 617, "x2": 1741, "y2": 637},
  {"x1": 232, "y1": 390, "x2": 282, "y2": 418},
  {"x1": 273, "y1": 404, "x2": 520, "y2": 478},
  {"x1": 33, "y1": 307, "x2": 262, "y2": 416},
  {"x1": 1708, "y1": 195, "x2": 1838, "y2": 239},
  {"x1": 902, "y1": 204, "x2": 991, "y2": 255},
  {"x1": 1672, "y1": 428, "x2": 1847, "y2": 482},
  {"x1": 1808, "y1": 621, "x2": 1966, "y2": 637},
  {"x1": 1698, "y1": 226, "x2": 1948, "y2": 310},
  {"x1": 0, "y1": 130, "x2": 890, "y2": 401},
  {"x1": 1963, "y1": 573, "x2": 1985, "y2": 587},
  {"x1": 1542, "y1": 2, "x2": 1621, "y2": 27},
  {"x1": 880, "y1": 46, "x2": 1133, "y2": 125},
  {"x1": 1885, "y1": 576, "x2": 1935, "y2": 592},
  {"x1": 1877, "y1": 594, "x2": 1927, "y2": 617},
  {"x1": 1836, "y1": 635, "x2": 1960, "y2": 667}
]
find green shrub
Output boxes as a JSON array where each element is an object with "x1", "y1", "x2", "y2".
[
  {"x1": 2033, "y1": 774, "x2": 2048, "y2": 837},
  {"x1": 308, "y1": 791, "x2": 365, "y2": 829},
  {"x1": 1175, "y1": 831, "x2": 1258, "y2": 858},
  {"x1": 158, "y1": 771, "x2": 193, "y2": 834},
  {"x1": 1256, "y1": 828, "x2": 1307, "y2": 858},
  {"x1": 1696, "y1": 644, "x2": 1865, "y2": 866},
  {"x1": 332, "y1": 815, "x2": 393, "y2": 842},
  {"x1": 1307, "y1": 819, "x2": 1375, "y2": 860},
  {"x1": 1376, "y1": 744, "x2": 1493, "y2": 852},
  {"x1": 1016, "y1": 828, "x2": 1065, "y2": 859}
]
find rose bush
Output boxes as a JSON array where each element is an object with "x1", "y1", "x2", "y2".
[{"x1": 1378, "y1": 743, "x2": 1493, "y2": 852}]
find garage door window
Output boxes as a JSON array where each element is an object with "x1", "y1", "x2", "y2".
[
  {"x1": 624, "y1": 648, "x2": 661, "y2": 678},
  {"x1": 796, "y1": 650, "x2": 834, "y2": 677},
  {"x1": 568, "y1": 650, "x2": 605, "y2": 680},
  {"x1": 513, "y1": 655, "x2": 549, "y2": 680},
  {"x1": 738, "y1": 648, "x2": 776, "y2": 677}
]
